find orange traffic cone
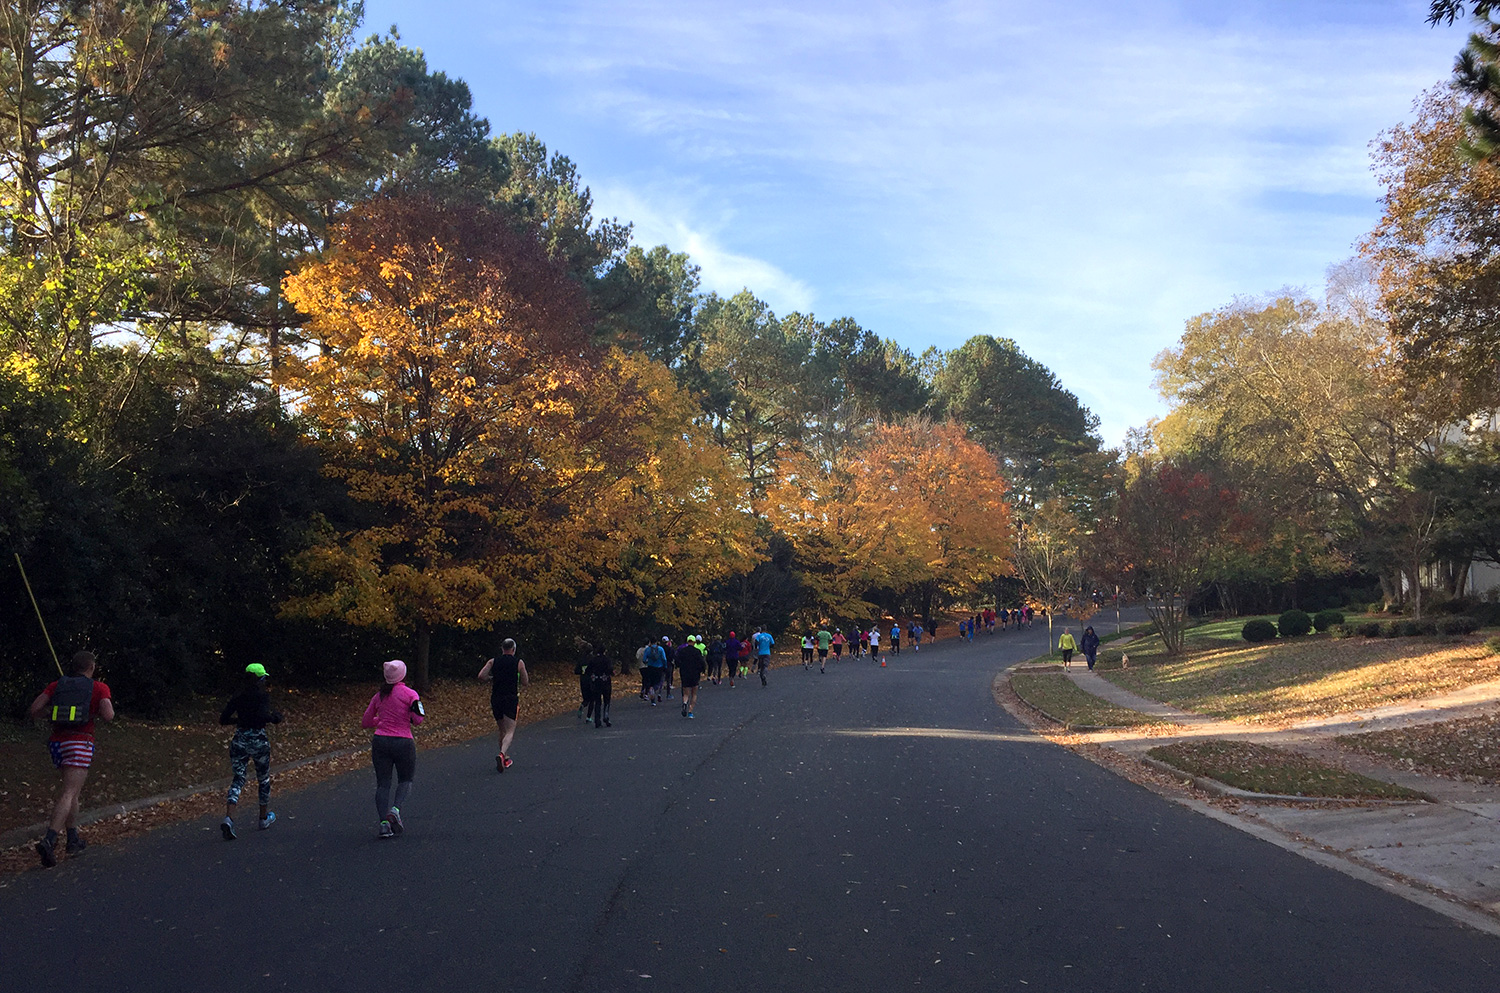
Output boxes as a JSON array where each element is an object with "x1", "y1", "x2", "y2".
[{"x1": 880, "y1": 657, "x2": 887, "y2": 667}]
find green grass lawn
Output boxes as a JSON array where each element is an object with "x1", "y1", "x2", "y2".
[
  {"x1": 1097, "y1": 616, "x2": 1499, "y2": 725},
  {"x1": 1147, "y1": 740, "x2": 1426, "y2": 799},
  {"x1": 1009, "y1": 673, "x2": 1159, "y2": 728}
]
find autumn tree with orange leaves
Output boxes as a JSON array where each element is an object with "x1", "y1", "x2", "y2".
[
  {"x1": 278, "y1": 194, "x2": 749, "y2": 685},
  {"x1": 767, "y1": 419, "x2": 1013, "y2": 627}
]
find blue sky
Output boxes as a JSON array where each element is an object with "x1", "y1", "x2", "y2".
[{"x1": 361, "y1": 0, "x2": 1465, "y2": 446}]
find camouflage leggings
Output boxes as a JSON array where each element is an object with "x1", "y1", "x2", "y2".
[{"x1": 227, "y1": 729, "x2": 271, "y2": 807}]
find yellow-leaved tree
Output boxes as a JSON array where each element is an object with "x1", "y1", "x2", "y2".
[
  {"x1": 279, "y1": 194, "x2": 740, "y2": 684},
  {"x1": 767, "y1": 419, "x2": 1014, "y2": 627}
]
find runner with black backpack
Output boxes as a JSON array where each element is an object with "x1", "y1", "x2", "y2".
[{"x1": 28, "y1": 651, "x2": 114, "y2": 868}]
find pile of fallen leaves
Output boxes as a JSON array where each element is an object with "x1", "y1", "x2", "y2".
[
  {"x1": 1147, "y1": 739, "x2": 1424, "y2": 799},
  {"x1": 1338, "y1": 714, "x2": 1500, "y2": 783}
]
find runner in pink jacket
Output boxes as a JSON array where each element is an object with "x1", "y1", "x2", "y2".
[{"x1": 362, "y1": 659, "x2": 424, "y2": 838}]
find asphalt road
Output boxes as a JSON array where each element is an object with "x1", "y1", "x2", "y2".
[{"x1": 4, "y1": 623, "x2": 1499, "y2": 992}]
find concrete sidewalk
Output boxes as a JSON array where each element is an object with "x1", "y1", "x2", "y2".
[{"x1": 1055, "y1": 666, "x2": 1500, "y2": 923}]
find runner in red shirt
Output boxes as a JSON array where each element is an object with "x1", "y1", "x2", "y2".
[{"x1": 29, "y1": 651, "x2": 115, "y2": 867}]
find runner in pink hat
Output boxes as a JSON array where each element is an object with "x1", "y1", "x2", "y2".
[{"x1": 361, "y1": 659, "x2": 424, "y2": 838}]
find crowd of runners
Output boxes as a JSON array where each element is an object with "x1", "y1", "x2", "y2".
[{"x1": 25, "y1": 607, "x2": 1050, "y2": 864}]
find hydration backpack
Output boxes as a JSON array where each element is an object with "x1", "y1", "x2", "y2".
[{"x1": 49, "y1": 676, "x2": 94, "y2": 728}]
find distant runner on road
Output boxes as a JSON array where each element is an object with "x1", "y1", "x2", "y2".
[
  {"x1": 675, "y1": 639, "x2": 706, "y2": 717},
  {"x1": 479, "y1": 640, "x2": 529, "y2": 772},
  {"x1": 752, "y1": 627, "x2": 774, "y2": 686}
]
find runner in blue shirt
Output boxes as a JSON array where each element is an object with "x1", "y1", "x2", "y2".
[{"x1": 751, "y1": 627, "x2": 774, "y2": 687}]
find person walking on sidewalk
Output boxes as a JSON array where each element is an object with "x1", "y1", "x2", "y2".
[
  {"x1": 1080, "y1": 626, "x2": 1100, "y2": 670},
  {"x1": 219, "y1": 663, "x2": 283, "y2": 840},
  {"x1": 29, "y1": 651, "x2": 114, "y2": 868},
  {"x1": 1058, "y1": 629, "x2": 1077, "y2": 668},
  {"x1": 362, "y1": 660, "x2": 425, "y2": 838},
  {"x1": 479, "y1": 640, "x2": 529, "y2": 770}
]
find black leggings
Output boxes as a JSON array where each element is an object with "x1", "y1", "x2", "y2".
[
  {"x1": 371, "y1": 734, "x2": 416, "y2": 819},
  {"x1": 591, "y1": 680, "x2": 611, "y2": 726}
]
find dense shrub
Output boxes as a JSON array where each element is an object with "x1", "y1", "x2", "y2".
[
  {"x1": 1242, "y1": 619, "x2": 1277, "y2": 643},
  {"x1": 1430, "y1": 597, "x2": 1477, "y2": 616},
  {"x1": 1381, "y1": 622, "x2": 1401, "y2": 638},
  {"x1": 1277, "y1": 609, "x2": 1313, "y2": 637},
  {"x1": 1437, "y1": 616, "x2": 1481, "y2": 636},
  {"x1": 1356, "y1": 621, "x2": 1382, "y2": 637},
  {"x1": 1393, "y1": 620, "x2": 1424, "y2": 637},
  {"x1": 1331, "y1": 624, "x2": 1356, "y2": 639},
  {"x1": 1312, "y1": 609, "x2": 1345, "y2": 632},
  {"x1": 1486, "y1": 636, "x2": 1500, "y2": 655},
  {"x1": 1369, "y1": 601, "x2": 1386, "y2": 614}
]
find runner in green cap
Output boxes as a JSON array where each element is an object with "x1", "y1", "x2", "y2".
[{"x1": 218, "y1": 663, "x2": 283, "y2": 839}]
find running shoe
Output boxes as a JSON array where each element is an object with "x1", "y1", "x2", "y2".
[
  {"x1": 496, "y1": 754, "x2": 505, "y2": 773},
  {"x1": 386, "y1": 807, "x2": 403, "y2": 836},
  {"x1": 379, "y1": 820, "x2": 394, "y2": 839},
  {"x1": 259, "y1": 812, "x2": 276, "y2": 831},
  {"x1": 65, "y1": 835, "x2": 87, "y2": 855},
  {"x1": 688, "y1": 712, "x2": 695, "y2": 718},
  {"x1": 221, "y1": 818, "x2": 237, "y2": 841},
  {"x1": 820, "y1": 667, "x2": 825, "y2": 673},
  {"x1": 605, "y1": 719, "x2": 612, "y2": 727},
  {"x1": 36, "y1": 837, "x2": 56, "y2": 867},
  {"x1": 501, "y1": 753, "x2": 514, "y2": 770},
  {"x1": 681, "y1": 704, "x2": 688, "y2": 717}
]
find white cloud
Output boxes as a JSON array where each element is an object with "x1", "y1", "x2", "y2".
[{"x1": 594, "y1": 183, "x2": 816, "y2": 314}]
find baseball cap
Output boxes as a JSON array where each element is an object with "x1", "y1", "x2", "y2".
[{"x1": 245, "y1": 663, "x2": 268, "y2": 679}]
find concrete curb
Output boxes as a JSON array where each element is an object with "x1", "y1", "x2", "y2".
[
  {"x1": 0, "y1": 746, "x2": 363, "y2": 849},
  {"x1": 1137, "y1": 755, "x2": 1432, "y2": 806}
]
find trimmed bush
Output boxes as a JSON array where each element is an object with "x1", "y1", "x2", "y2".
[
  {"x1": 1395, "y1": 619, "x2": 1423, "y2": 637},
  {"x1": 1368, "y1": 601, "x2": 1386, "y2": 614},
  {"x1": 1486, "y1": 636, "x2": 1500, "y2": 655},
  {"x1": 1331, "y1": 624, "x2": 1356, "y2": 639},
  {"x1": 1277, "y1": 609, "x2": 1313, "y2": 637},
  {"x1": 1437, "y1": 616, "x2": 1481, "y2": 636},
  {"x1": 1381, "y1": 622, "x2": 1401, "y2": 638},
  {"x1": 1312, "y1": 609, "x2": 1345, "y2": 632},
  {"x1": 1356, "y1": 621, "x2": 1382, "y2": 637},
  {"x1": 1241, "y1": 619, "x2": 1278, "y2": 643}
]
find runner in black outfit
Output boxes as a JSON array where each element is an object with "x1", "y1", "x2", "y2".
[
  {"x1": 478, "y1": 639, "x2": 529, "y2": 771},
  {"x1": 584, "y1": 647, "x2": 614, "y2": 727}
]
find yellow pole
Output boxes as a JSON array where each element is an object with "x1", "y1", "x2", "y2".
[{"x1": 15, "y1": 553, "x2": 63, "y2": 676}]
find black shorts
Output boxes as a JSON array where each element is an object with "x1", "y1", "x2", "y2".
[
  {"x1": 645, "y1": 667, "x2": 664, "y2": 688},
  {"x1": 680, "y1": 674, "x2": 701, "y2": 688},
  {"x1": 817, "y1": 648, "x2": 828, "y2": 658},
  {"x1": 491, "y1": 696, "x2": 519, "y2": 722}
]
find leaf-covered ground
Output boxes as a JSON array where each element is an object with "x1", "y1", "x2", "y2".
[
  {"x1": 1147, "y1": 740, "x2": 1426, "y2": 799},
  {"x1": 1098, "y1": 620, "x2": 1499, "y2": 725},
  {"x1": 1338, "y1": 714, "x2": 1500, "y2": 783}
]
